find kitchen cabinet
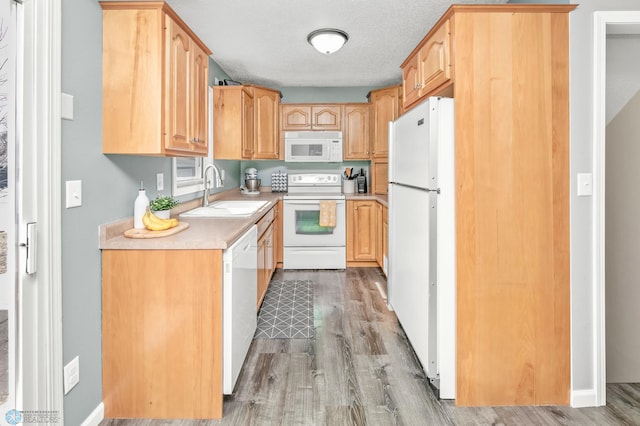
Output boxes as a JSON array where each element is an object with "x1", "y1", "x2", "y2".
[
  {"x1": 102, "y1": 249, "x2": 223, "y2": 419},
  {"x1": 346, "y1": 200, "x2": 377, "y2": 263},
  {"x1": 401, "y1": 18, "x2": 452, "y2": 110},
  {"x1": 256, "y1": 206, "x2": 277, "y2": 308},
  {"x1": 343, "y1": 104, "x2": 370, "y2": 160},
  {"x1": 368, "y1": 85, "x2": 402, "y2": 159},
  {"x1": 253, "y1": 87, "x2": 281, "y2": 159},
  {"x1": 371, "y1": 159, "x2": 389, "y2": 195},
  {"x1": 215, "y1": 85, "x2": 281, "y2": 160},
  {"x1": 281, "y1": 104, "x2": 342, "y2": 131},
  {"x1": 399, "y1": 4, "x2": 575, "y2": 406},
  {"x1": 213, "y1": 86, "x2": 254, "y2": 159},
  {"x1": 101, "y1": 2, "x2": 211, "y2": 156},
  {"x1": 375, "y1": 203, "x2": 388, "y2": 273}
]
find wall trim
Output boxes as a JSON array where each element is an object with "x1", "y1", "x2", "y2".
[
  {"x1": 571, "y1": 389, "x2": 598, "y2": 408},
  {"x1": 592, "y1": 10, "x2": 640, "y2": 408},
  {"x1": 80, "y1": 402, "x2": 104, "y2": 426}
]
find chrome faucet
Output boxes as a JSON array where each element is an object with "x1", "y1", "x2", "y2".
[{"x1": 203, "y1": 163, "x2": 224, "y2": 207}]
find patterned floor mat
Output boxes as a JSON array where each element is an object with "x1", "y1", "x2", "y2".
[{"x1": 254, "y1": 279, "x2": 314, "y2": 339}]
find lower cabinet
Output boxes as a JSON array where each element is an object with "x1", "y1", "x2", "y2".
[
  {"x1": 102, "y1": 249, "x2": 224, "y2": 419},
  {"x1": 346, "y1": 200, "x2": 388, "y2": 272},
  {"x1": 257, "y1": 204, "x2": 278, "y2": 308},
  {"x1": 346, "y1": 200, "x2": 378, "y2": 264}
]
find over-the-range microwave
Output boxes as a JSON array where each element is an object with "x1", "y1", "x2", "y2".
[{"x1": 284, "y1": 131, "x2": 343, "y2": 162}]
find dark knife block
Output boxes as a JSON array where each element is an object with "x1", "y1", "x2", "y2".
[{"x1": 357, "y1": 175, "x2": 367, "y2": 193}]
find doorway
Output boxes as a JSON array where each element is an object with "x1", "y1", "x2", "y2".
[{"x1": 593, "y1": 11, "x2": 640, "y2": 407}]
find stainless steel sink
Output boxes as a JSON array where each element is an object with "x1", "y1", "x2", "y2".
[{"x1": 180, "y1": 200, "x2": 269, "y2": 218}]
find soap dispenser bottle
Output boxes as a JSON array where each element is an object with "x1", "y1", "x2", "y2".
[{"x1": 134, "y1": 181, "x2": 149, "y2": 229}]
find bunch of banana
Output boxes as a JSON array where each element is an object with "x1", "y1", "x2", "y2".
[{"x1": 142, "y1": 208, "x2": 179, "y2": 231}]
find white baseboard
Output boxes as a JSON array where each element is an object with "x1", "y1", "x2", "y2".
[
  {"x1": 571, "y1": 389, "x2": 598, "y2": 407},
  {"x1": 81, "y1": 402, "x2": 104, "y2": 426}
]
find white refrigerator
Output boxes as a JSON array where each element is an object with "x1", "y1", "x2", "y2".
[{"x1": 388, "y1": 96, "x2": 455, "y2": 399}]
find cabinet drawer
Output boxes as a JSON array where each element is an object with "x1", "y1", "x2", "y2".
[{"x1": 256, "y1": 206, "x2": 276, "y2": 237}]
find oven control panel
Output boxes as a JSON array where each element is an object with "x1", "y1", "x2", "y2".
[{"x1": 289, "y1": 173, "x2": 341, "y2": 186}]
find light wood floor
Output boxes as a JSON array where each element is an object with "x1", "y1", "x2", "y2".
[{"x1": 101, "y1": 268, "x2": 640, "y2": 425}]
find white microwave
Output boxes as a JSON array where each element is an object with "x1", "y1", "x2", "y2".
[{"x1": 284, "y1": 131, "x2": 343, "y2": 162}]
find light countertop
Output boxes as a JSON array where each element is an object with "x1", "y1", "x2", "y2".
[{"x1": 99, "y1": 188, "x2": 388, "y2": 251}]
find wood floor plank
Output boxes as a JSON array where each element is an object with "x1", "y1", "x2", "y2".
[{"x1": 101, "y1": 268, "x2": 640, "y2": 426}]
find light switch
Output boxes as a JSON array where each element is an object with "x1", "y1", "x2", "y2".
[
  {"x1": 577, "y1": 173, "x2": 593, "y2": 197},
  {"x1": 65, "y1": 180, "x2": 82, "y2": 208},
  {"x1": 61, "y1": 93, "x2": 74, "y2": 120}
]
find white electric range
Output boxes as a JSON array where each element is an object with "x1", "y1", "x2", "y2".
[{"x1": 283, "y1": 172, "x2": 346, "y2": 269}]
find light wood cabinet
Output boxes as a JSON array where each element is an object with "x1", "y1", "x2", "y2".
[
  {"x1": 102, "y1": 249, "x2": 223, "y2": 419},
  {"x1": 375, "y1": 203, "x2": 388, "y2": 274},
  {"x1": 252, "y1": 87, "x2": 281, "y2": 159},
  {"x1": 375, "y1": 203, "x2": 383, "y2": 267},
  {"x1": 256, "y1": 205, "x2": 277, "y2": 308},
  {"x1": 401, "y1": 18, "x2": 452, "y2": 110},
  {"x1": 213, "y1": 86, "x2": 254, "y2": 159},
  {"x1": 214, "y1": 85, "x2": 281, "y2": 160},
  {"x1": 346, "y1": 200, "x2": 377, "y2": 263},
  {"x1": 369, "y1": 85, "x2": 402, "y2": 159},
  {"x1": 343, "y1": 104, "x2": 370, "y2": 160},
  {"x1": 275, "y1": 200, "x2": 283, "y2": 266},
  {"x1": 281, "y1": 104, "x2": 342, "y2": 131},
  {"x1": 371, "y1": 159, "x2": 389, "y2": 195},
  {"x1": 101, "y1": 2, "x2": 211, "y2": 156},
  {"x1": 400, "y1": 4, "x2": 575, "y2": 406}
]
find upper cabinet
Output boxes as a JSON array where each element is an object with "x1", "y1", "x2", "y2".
[
  {"x1": 252, "y1": 87, "x2": 281, "y2": 159},
  {"x1": 343, "y1": 104, "x2": 370, "y2": 160},
  {"x1": 101, "y1": 2, "x2": 211, "y2": 156},
  {"x1": 401, "y1": 18, "x2": 452, "y2": 110},
  {"x1": 214, "y1": 85, "x2": 281, "y2": 160},
  {"x1": 368, "y1": 85, "x2": 402, "y2": 159},
  {"x1": 281, "y1": 104, "x2": 342, "y2": 131}
]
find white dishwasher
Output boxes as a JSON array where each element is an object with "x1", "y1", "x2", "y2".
[{"x1": 223, "y1": 225, "x2": 257, "y2": 394}]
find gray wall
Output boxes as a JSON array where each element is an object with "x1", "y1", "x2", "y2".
[
  {"x1": 60, "y1": 2, "x2": 237, "y2": 423},
  {"x1": 605, "y1": 89, "x2": 640, "y2": 383},
  {"x1": 606, "y1": 35, "x2": 640, "y2": 123}
]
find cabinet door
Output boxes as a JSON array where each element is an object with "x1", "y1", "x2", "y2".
[
  {"x1": 190, "y1": 43, "x2": 209, "y2": 155},
  {"x1": 418, "y1": 19, "x2": 452, "y2": 97},
  {"x1": 266, "y1": 224, "x2": 274, "y2": 280},
  {"x1": 376, "y1": 202, "x2": 383, "y2": 267},
  {"x1": 370, "y1": 86, "x2": 401, "y2": 158},
  {"x1": 257, "y1": 232, "x2": 267, "y2": 308},
  {"x1": 312, "y1": 105, "x2": 342, "y2": 130},
  {"x1": 281, "y1": 104, "x2": 312, "y2": 130},
  {"x1": 343, "y1": 104, "x2": 370, "y2": 160},
  {"x1": 166, "y1": 18, "x2": 192, "y2": 153},
  {"x1": 349, "y1": 201, "x2": 377, "y2": 261},
  {"x1": 371, "y1": 159, "x2": 388, "y2": 195},
  {"x1": 402, "y1": 54, "x2": 420, "y2": 109},
  {"x1": 382, "y1": 206, "x2": 388, "y2": 275},
  {"x1": 275, "y1": 200, "x2": 283, "y2": 264},
  {"x1": 242, "y1": 89, "x2": 254, "y2": 159},
  {"x1": 253, "y1": 88, "x2": 280, "y2": 159}
]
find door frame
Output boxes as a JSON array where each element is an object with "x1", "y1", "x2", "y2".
[
  {"x1": 20, "y1": 0, "x2": 63, "y2": 417},
  {"x1": 592, "y1": 10, "x2": 640, "y2": 408}
]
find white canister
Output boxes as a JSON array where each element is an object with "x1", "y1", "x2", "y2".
[{"x1": 343, "y1": 179, "x2": 355, "y2": 194}]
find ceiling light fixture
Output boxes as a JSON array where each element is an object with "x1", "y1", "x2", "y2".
[{"x1": 307, "y1": 29, "x2": 349, "y2": 55}]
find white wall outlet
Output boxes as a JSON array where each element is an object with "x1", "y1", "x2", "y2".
[
  {"x1": 221, "y1": 169, "x2": 226, "y2": 181},
  {"x1": 156, "y1": 172, "x2": 164, "y2": 191},
  {"x1": 65, "y1": 180, "x2": 82, "y2": 208},
  {"x1": 63, "y1": 356, "x2": 80, "y2": 394}
]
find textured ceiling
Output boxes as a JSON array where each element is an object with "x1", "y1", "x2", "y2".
[{"x1": 166, "y1": 0, "x2": 509, "y2": 88}]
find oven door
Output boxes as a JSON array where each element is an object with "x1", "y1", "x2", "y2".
[{"x1": 283, "y1": 199, "x2": 346, "y2": 247}]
